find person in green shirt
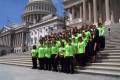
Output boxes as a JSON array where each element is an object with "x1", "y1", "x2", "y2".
[
  {"x1": 45, "y1": 41, "x2": 52, "y2": 70},
  {"x1": 77, "y1": 36, "x2": 86, "y2": 66},
  {"x1": 98, "y1": 23, "x2": 105, "y2": 50},
  {"x1": 51, "y1": 41, "x2": 58, "y2": 72},
  {"x1": 59, "y1": 41, "x2": 65, "y2": 72},
  {"x1": 71, "y1": 36, "x2": 78, "y2": 54},
  {"x1": 31, "y1": 45, "x2": 38, "y2": 69},
  {"x1": 38, "y1": 43, "x2": 45, "y2": 70},
  {"x1": 64, "y1": 40, "x2": 75, "y2": 74}
]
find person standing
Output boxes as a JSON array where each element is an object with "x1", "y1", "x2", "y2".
[
  {"x1": 38, "y1": 43, "x2": 45, "y2": 70},
  {"x1": 45, "y1": 41, "x2": 52, "y2": 71},
  {"x1": 64, "y1": 40, "x2": 75, "y2": 74},
  {"x1": 31, "y1": 45, "x2": 38, "y2": 69},
  {"x1": 51, "y1": 41, "x2": 59, "y2": 72},
  {"x1": 59, "y1": 41, "x2": 65, "y2": 72},
  {"x1": 98, "y1": 23, "x2": 105, "y2": 50},
  {"x1": 78, "y1": 36, "x2": 86, "y2": 67}
]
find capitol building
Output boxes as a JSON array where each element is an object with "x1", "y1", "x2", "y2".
[{"x1": 0, "y1": 0, "x2": 64, "y2": 53}]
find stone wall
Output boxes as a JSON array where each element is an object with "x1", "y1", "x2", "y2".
[{"x1": 0, "y1": 46, "x2": 12, "y2": 53}]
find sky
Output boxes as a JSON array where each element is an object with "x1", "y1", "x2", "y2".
[{"x1": 0, "y1": 0, "x2": 64, "y2": 28}]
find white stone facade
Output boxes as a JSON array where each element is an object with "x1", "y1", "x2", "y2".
[
  {"x1": 0, "y1": 0, "x2": 59, "y2": 53},
  {"x1": 64, "y1": 0, "x2": 120, "y2": 26},
  {"x1": 28, "y1": 15, "x2": 64, "y2": 50}
]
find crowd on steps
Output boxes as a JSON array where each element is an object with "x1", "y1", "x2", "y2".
[{"x1": 31, "y1": 23, "x2": 105, "y2": 74}]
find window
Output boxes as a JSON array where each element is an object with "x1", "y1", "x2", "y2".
[
  {"x1": 31, "y1": 38, "x2": 33, "y2": 44},
  {"x1": 34, "y1": 30, "x2": 37, "y2": 34},
  {"x1": 31, "y1": 32, "x2": 33, "y2": 35},
  {"x1": 34, "y1": 37, "x2": 37, "y2": 44}
]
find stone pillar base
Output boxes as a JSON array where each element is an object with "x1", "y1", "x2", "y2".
[{"x1": 105, "y1": 20, "x2": 111, "y2": 25}]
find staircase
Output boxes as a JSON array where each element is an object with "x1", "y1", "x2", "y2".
[
  {"x1": 0, "y1": 23, "x2": 120, "y2": 76},
  {"x1": 78, "y1": 23, "x2": 120, "y2": 76}
]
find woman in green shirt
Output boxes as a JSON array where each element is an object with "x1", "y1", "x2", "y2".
[
  {"x1": 64, "y1": 40, "x2": 75, "y2": 74},
  {"x1": 59, "y1": 41, "x2": 65, "y2": 72},
  {"x1": 31, "y1": 45, "x2": 38, "y2": 69},
  {"x1": 51, "y1": 41, "x2": 58, "y2": 72},
  {"x1": 38, "y1": 44, "x2": 45, "y2": 70},
  {"x1": 45, "y1": 41, "x2": 52, "y2": 70},
  {"x1": 78, "y1": 36, "x2": 86, "y2": 66}
]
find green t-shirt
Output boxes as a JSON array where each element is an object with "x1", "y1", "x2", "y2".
[
  {"x1": 45, "y1": 47, "x2": 52, "y2": 58},
  {"x1": 98, "y1": 27, "x2": 105, "y2": 36},
  {"x1": 75, "y1": 36, "x2": 79, "y2": 43},
  {"x1": 38, "y1": 47, "x2": 45, "y2": 58},
  {"x1": 71, "y1": 42, "x2": 78, "y2": 54},
  {"x1": 85, "y1": 31, "x2": 91, "y2": 40},
  {"x1": 51, "y1": 46, "x2": 58, "y2": 54},
  {"x1": 56, "y1": 41, "x2": 61, "y2": 48},
  {"x1": 59, "y1": 47, "x2": 65, "y2": 56},
  {"x1": 31, "y1": 49, "x2": 38, "y2": 57},
  {"x1": 101, "y1": 27, "x2": 105, "y2": 36},
  {"x1": 83, "y1": 37, "x2": 88, "y2": 46},
  {"x1": 64, "y1": 44, "x2": 74, "y2": 57},
  {"x1": 78, "y1": 41, "x2": 85, "y2": 54},
  {"x1": 75, "y1": 33, "x2": 82, "y2": 43},
  {"x1": 62, "y1": 39, "x2": 67, "y2": 45}
]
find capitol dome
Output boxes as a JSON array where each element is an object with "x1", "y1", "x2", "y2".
[{"x1": 22, "y1": 0, "x2": 56, "y2": 24}]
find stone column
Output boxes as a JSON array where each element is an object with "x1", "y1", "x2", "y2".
[
  {"x1": 33, "y1": 14, "x2": 36, "y2": 24},
  {"x1": 14, "y1": 35, "x2": 16, "y2": 47},
  {"x1": 16, "y1": 34, "x2": 17, "y2": 47},
  {"x1": 72, "y1": 7, "x2": 75, "y2": 19},
  {"x1": 18, "y1": 33, "x2": 20, "y2": 46},
  {"x1": 4, "y1": 36, "x2": 6, "y2": 46},
  {"x1": 21, "y1": 32, "x2": 23, "y2": 46},
  {"x1": 7, "y1": 35, "x2": 9, "y2": 46},
  {"x1": 88, "y1": 2, "x2": 92, "y2": 22},
  {"x1": 80, "y1": 5, "x2": 82, "y2": 19},
  {"x1": 83, "y1": 0, "x2": 86, "y2": 20},
  {"x1": 111, "y1": 11, "x2": 114, "y2": 23},
  {"x1": 105, "y1": 0, "x2": 111, "y2": 25},
  {"x1": 93, "y1": 0, "x2": 97, "y2": 25}
]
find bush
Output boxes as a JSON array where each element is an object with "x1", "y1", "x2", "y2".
[{"x1": 0, "y1": 50, "x2": 7, "y2": 56}]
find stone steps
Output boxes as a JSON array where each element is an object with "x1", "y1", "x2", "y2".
[
  {"x1": 91, "y1": 63, "x2": 120, "y2": 67},
  {"x1": 0, "y1": 59, "x2": 32, "y2": 62},
  {"x1": 99, "y1": 59, "x2": 120, "y2": 63},
  {"x1": 0, "y1": 56, "x2": 31, "y2": 59},
  {"x1": 86, "y1": 66, "x2": 120, "y2": 72},
  {"x1": 78, "y1": 69, "x2": 120, "y2": 77},
  {"x1": 99, "y1": 50, "x2": 120, "y2": 53},
  {"x1": 98, "y1": 56, "x2": 120, "y2": 59},
  {"x1": 0, "y1": 62, "x2": 32, "y2": 67}
]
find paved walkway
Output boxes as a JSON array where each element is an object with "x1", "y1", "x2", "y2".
[{"x1": 0, "y1": 64, "x2": 120, "y2": 80}]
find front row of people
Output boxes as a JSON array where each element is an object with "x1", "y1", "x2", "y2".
[{"x1": 31, "y1": 24, "x2": 105, "y2": 74}]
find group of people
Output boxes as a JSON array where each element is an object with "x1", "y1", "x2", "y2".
[{"x1": 31, "y1": 23, "x2": 105, "y2": 74}]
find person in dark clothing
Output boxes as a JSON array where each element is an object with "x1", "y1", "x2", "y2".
[
  {"x1": 87, "y1": 36, "x2": 94, "y2": 62},
  {"x1": 31, "y1": 45, "x2": 38, "y2": 69},
  {"x1": 93, "y1": 25, "x2": 100, "y2": 52},
  {"x1": 91, "y1": 31, "x2": 98, "y2": 63}
]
